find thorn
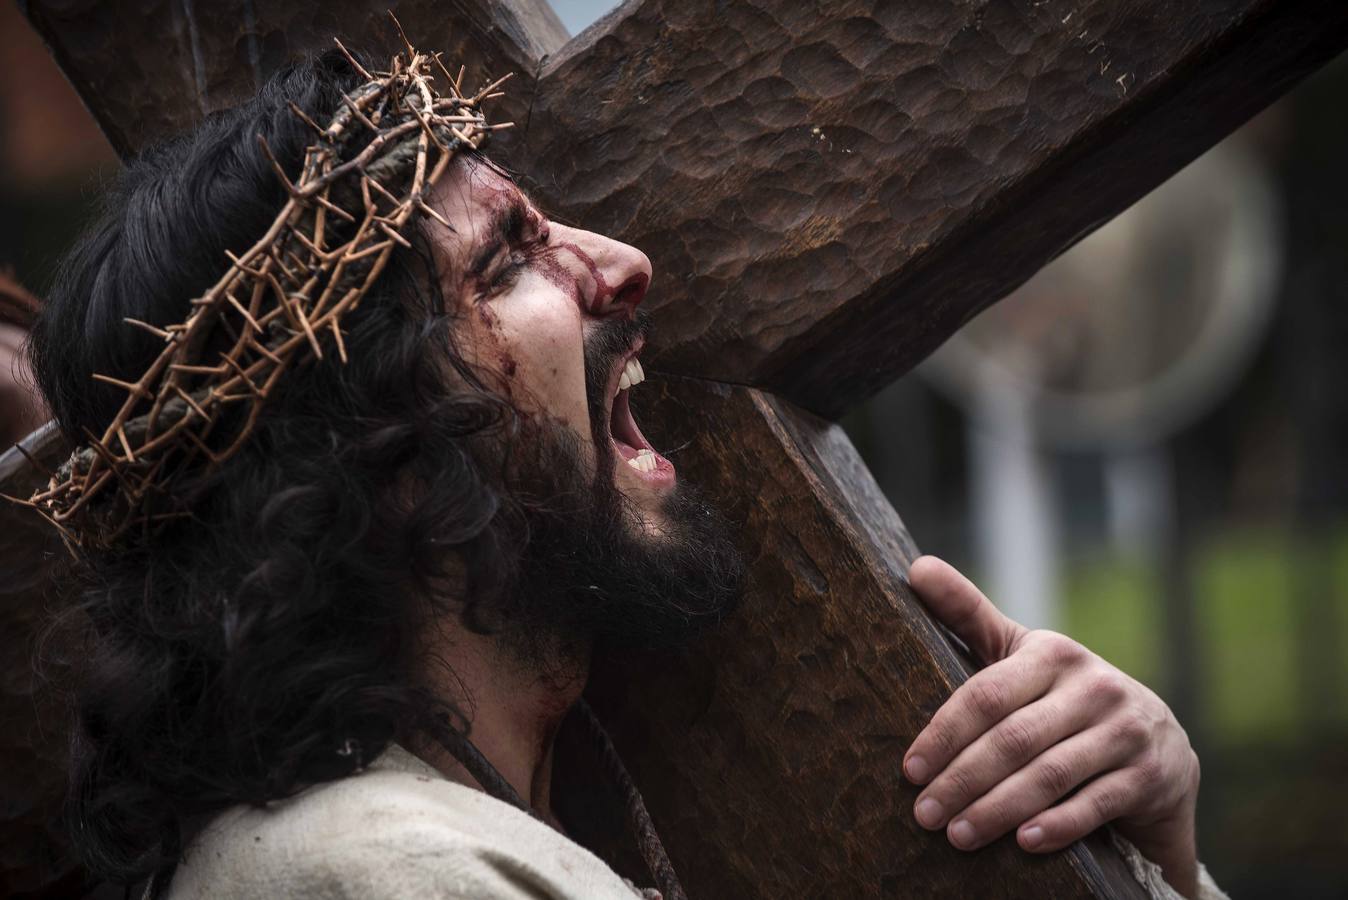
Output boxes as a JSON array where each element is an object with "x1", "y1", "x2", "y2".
[
  {"x1": 330, "y1": 319, "x2": 348, "y2": 364},
  {"x1": 91, "y1": 372, "x2": 151, "y2": 398},
  {"x1": 0, "y1": 489, "x2": 39, "y2": 510},
  {"x1": 387, "y1": 10, "x2": 417, "y2": 61},
  {"x1": 472, "y1": 72, "x2": 514, "y2": 104},
  {"x1": 288, "y1": 228, "x2": 331, "y2": 261},
  {"x1": 340, "y1": 91, "x2": 380, "y2": 133},
  {"x1": 124, "y1": 317, "x2": 173, "y2": 340},
  {"x1": 247, "y1": 337, "x2": 283, "y2": 364},
  {"x1": 376, "y1": 221, "x2": 413, "y2": 248},
  {"x1": 114, "y1": 426, "x2": 136, "y2": 462},
  {"x1": 431, "y1": 52, "x2": 456, "y2": 92},
  {"x1": 224, "y1": 292, "x2": 264, "y2": 334},
  {"x1": 333, "y1": 38, "x2": 374, "y2": 81},
  {"x1": 345, "y1": 239, "x2": 396, "y2": 262},
  {"x1": 416, "y1": 198, "x2": 450, "y2": 227},
  {"x1": 289, "y1": 300, "x2": 324, "y2": 359},
  {"x1": 225, "y1": 249, "x2": 265, "y2": 277},
  {"x1": 13, "y1": 441, "x2": 58, "y2": 480},
  {"x1": 287, "y1": 100, "x2": 329, "y2": 138},
  {"x1": 257, "y1": 134, "x2": 300, "y2": 196},
  {"x1": 313, "y1": 193, "x2": 357, "y2": 222},
  {"x1": 169, "y1": 363, "x2": 228, "y2": 375},
  {"x1": 173, "y1": 385, "x2": 210, "y2": 421},
  {"x1": 365, "y1": 175, "x2": 401, "y2": 206},
  {"x1": 181, "y1": 427, "x2": 223, "y2": 465},
  {"x1": 220, "y1": 354, "x2": 263, "y2": 395}
]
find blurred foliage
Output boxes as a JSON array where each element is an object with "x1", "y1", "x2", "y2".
[{"x1": 1061, "y1": 528, "x2": 1348, "y2": 743}]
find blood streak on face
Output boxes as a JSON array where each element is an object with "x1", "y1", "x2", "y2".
[
  {"x1": 528, "y1": 235, "x2": 649, "y2": 321},
  {"x1": 428, "y1": 156, "x2": 673, "y2": 533}
]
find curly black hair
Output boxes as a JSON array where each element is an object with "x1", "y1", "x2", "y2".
[{"x1": 28, "y1": 50, "x2": 533, "y2": 885}]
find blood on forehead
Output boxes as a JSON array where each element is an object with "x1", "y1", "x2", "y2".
[{"x1": 452, "y1": 157, "x2": 647, "y2": 320}]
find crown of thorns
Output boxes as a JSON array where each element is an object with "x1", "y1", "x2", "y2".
[{"x1": 21, "y1": 35, "x2": 511, "y2": 552}]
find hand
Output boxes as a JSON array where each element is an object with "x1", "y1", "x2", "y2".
[{"x1": 902, "y1": 556, "x2": 1201, "y2": 898}]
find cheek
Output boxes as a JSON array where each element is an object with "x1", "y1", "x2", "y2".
[{"x1": 464, "y1": 276, "x2": 593, "y2": 435}]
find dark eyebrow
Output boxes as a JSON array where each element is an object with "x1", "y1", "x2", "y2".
[{"x1": 468, "y1": 193, "x2": 529, "y2": 277}]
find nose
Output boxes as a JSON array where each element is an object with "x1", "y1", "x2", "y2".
[{"x1": 550, "y1": 222, "x2": 652, "y2": 320}]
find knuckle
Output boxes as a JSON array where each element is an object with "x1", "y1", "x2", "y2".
[
  {"x1": 1089, "y1": 785, "x2": 1124, "y2": 824},
  {"x1": 1037, "y1": 756, "x2": 1079, "y2": 797},
  {"x1": 991, "y1": 717, "x2": 1039, "y2": 763},
  {"x1": 942, "y1": 765, "x2": 979, "y2": 804},
  {"x1": 967, "y1": 679, "x2": 1011, "y2": 721},
  {"x1": 926, "y1": 721, "x2": 960, "y2": 760},
  {"x1": 1133, "y1": 752, "x2": 1164, "y2": 786},
  {"x1": 1110, "y1": 711, "x2": 1150, "y2": 751},
  {"x1": 1038, "y1": 631, "x2": 1085, "y2": 666},
  {"x1": 970, "y1": 798, "x2": 1016, "y2": 835},
  {"x1": 1084, "y1": 670, "x2": 1127, "y2": 706}
]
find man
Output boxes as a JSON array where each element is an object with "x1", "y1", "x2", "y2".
[{"x1": 27, "y1": 49, "x2": 1224, "y2": 899}]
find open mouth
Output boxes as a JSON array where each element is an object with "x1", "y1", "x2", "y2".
[{"x1": 607, "y1": 345, "x2": 675, "y2": 485}]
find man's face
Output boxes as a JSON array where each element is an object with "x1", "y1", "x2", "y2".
[
  {"x1": 428, "y1": 156, "x2": 672, "y2": 536},
  {"x1": 424, "y1": 156, "x2": 744, "y2": 648}
]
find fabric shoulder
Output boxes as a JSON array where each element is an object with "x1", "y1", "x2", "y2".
[{"x1": 165, "y1": 745, "x2": 642, "y2": 900}]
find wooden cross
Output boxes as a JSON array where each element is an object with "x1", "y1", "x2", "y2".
[{"x1": 4, "y1": 0, "x2": 1345, "y2": 895}]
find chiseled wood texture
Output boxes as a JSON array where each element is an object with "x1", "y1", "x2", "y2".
[
  {"x1": 19, "y1": 0, "x2": 567, "y2": 160},
  {"x1": 525, "y1": 0, "x2": 1348, "y2": 417},
  {"x1": 570, "y1": 376, "x2": 1146, "y2": 899}
]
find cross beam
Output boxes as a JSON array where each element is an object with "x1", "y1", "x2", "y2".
[
  {"x1": 4, "y1": 0, "x2": 1345, "y2": 896},
  {"x1": 526, "y1": 0, "x2": 1348, "y2": 418}
]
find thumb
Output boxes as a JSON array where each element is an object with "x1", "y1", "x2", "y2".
[{"x1": 908, "y1": 555, "x2": 1027, "y2": 663}]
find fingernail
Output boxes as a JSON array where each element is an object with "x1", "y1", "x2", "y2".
[
  {"x1": 905, "y1": 755, "x2": 929, "y2": 783},
  {"x1": 915, "y1": 797, "x2": 943, "y2": 828},
  {"x1": 949, "y1": 819, "x2": 976, "y2": 849},
  {"x1": 1021, "y1": 825, "x2": 1044, "y2": 849}
]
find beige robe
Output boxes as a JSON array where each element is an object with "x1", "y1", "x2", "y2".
[{"x1": 164, "y1": 743, "x2": 1227, "y2": 899}]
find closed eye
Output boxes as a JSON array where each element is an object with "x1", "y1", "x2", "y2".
[{"x1": 485, "y1": 219, "x2": 551, "y2": 294}]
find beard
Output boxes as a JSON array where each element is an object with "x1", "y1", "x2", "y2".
[{"x1": 485, "y1": 315, "x2": 745, "y2": 658}]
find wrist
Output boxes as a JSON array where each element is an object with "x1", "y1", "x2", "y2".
[{"x1": 1117, "y1": 809, "x2": 1198, "y2": 898}]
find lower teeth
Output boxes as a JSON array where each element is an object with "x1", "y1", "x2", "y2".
[{"x1": 626, "y1": 449, "x2": 656, "y2": 472}]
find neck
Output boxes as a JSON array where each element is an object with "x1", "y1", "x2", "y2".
[{"x1": 412, "y1": 620, "x2": 588, "y2": 824}]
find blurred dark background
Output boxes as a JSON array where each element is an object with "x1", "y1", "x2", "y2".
[{"x1": 2, "y1": 1, "x2": 1344, "y2": 896}]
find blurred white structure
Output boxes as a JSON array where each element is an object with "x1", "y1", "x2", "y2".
[{"x1": 922, "y1": 144, "x2": 1282, "y2": 628}]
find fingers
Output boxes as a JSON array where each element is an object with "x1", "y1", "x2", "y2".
[
  {"x1": 936, "y1": 724, "x2": 1133, "y2": 851},
  {"x1": 1017, "y1": 768, "x2": 1143, "y2": 853},
  {"x1": 904, "y1": 639, "x2": 1064, "y2": 785},
  {"x1": 910, "y1": 694, "x2": 1096, "y2": 833},
  {"x1": 908, "y1": 555, "x2": 1027, "y2": 663}
]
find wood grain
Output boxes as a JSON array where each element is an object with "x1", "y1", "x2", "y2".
[
  {"x1": 566, "y1": 375, "x2": 1148, "y2": 899},
  {"x1": 20, "y1": 0, "x2": 567, "y2": 161},
  {"x1": 524, "y1": 0, "x2": 1348, "y2": 418}
]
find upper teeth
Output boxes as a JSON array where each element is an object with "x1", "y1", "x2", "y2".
[{"x1": 618, "y1": 357, "x2": 645, "y2": 392}]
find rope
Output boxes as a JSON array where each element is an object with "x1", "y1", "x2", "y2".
[
  {"x1": 573, "y1": 699, "x2": 688, "y2": 900},
  {"x1": 436, "y1": 702, "x2": 688, "y2": 900}
]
